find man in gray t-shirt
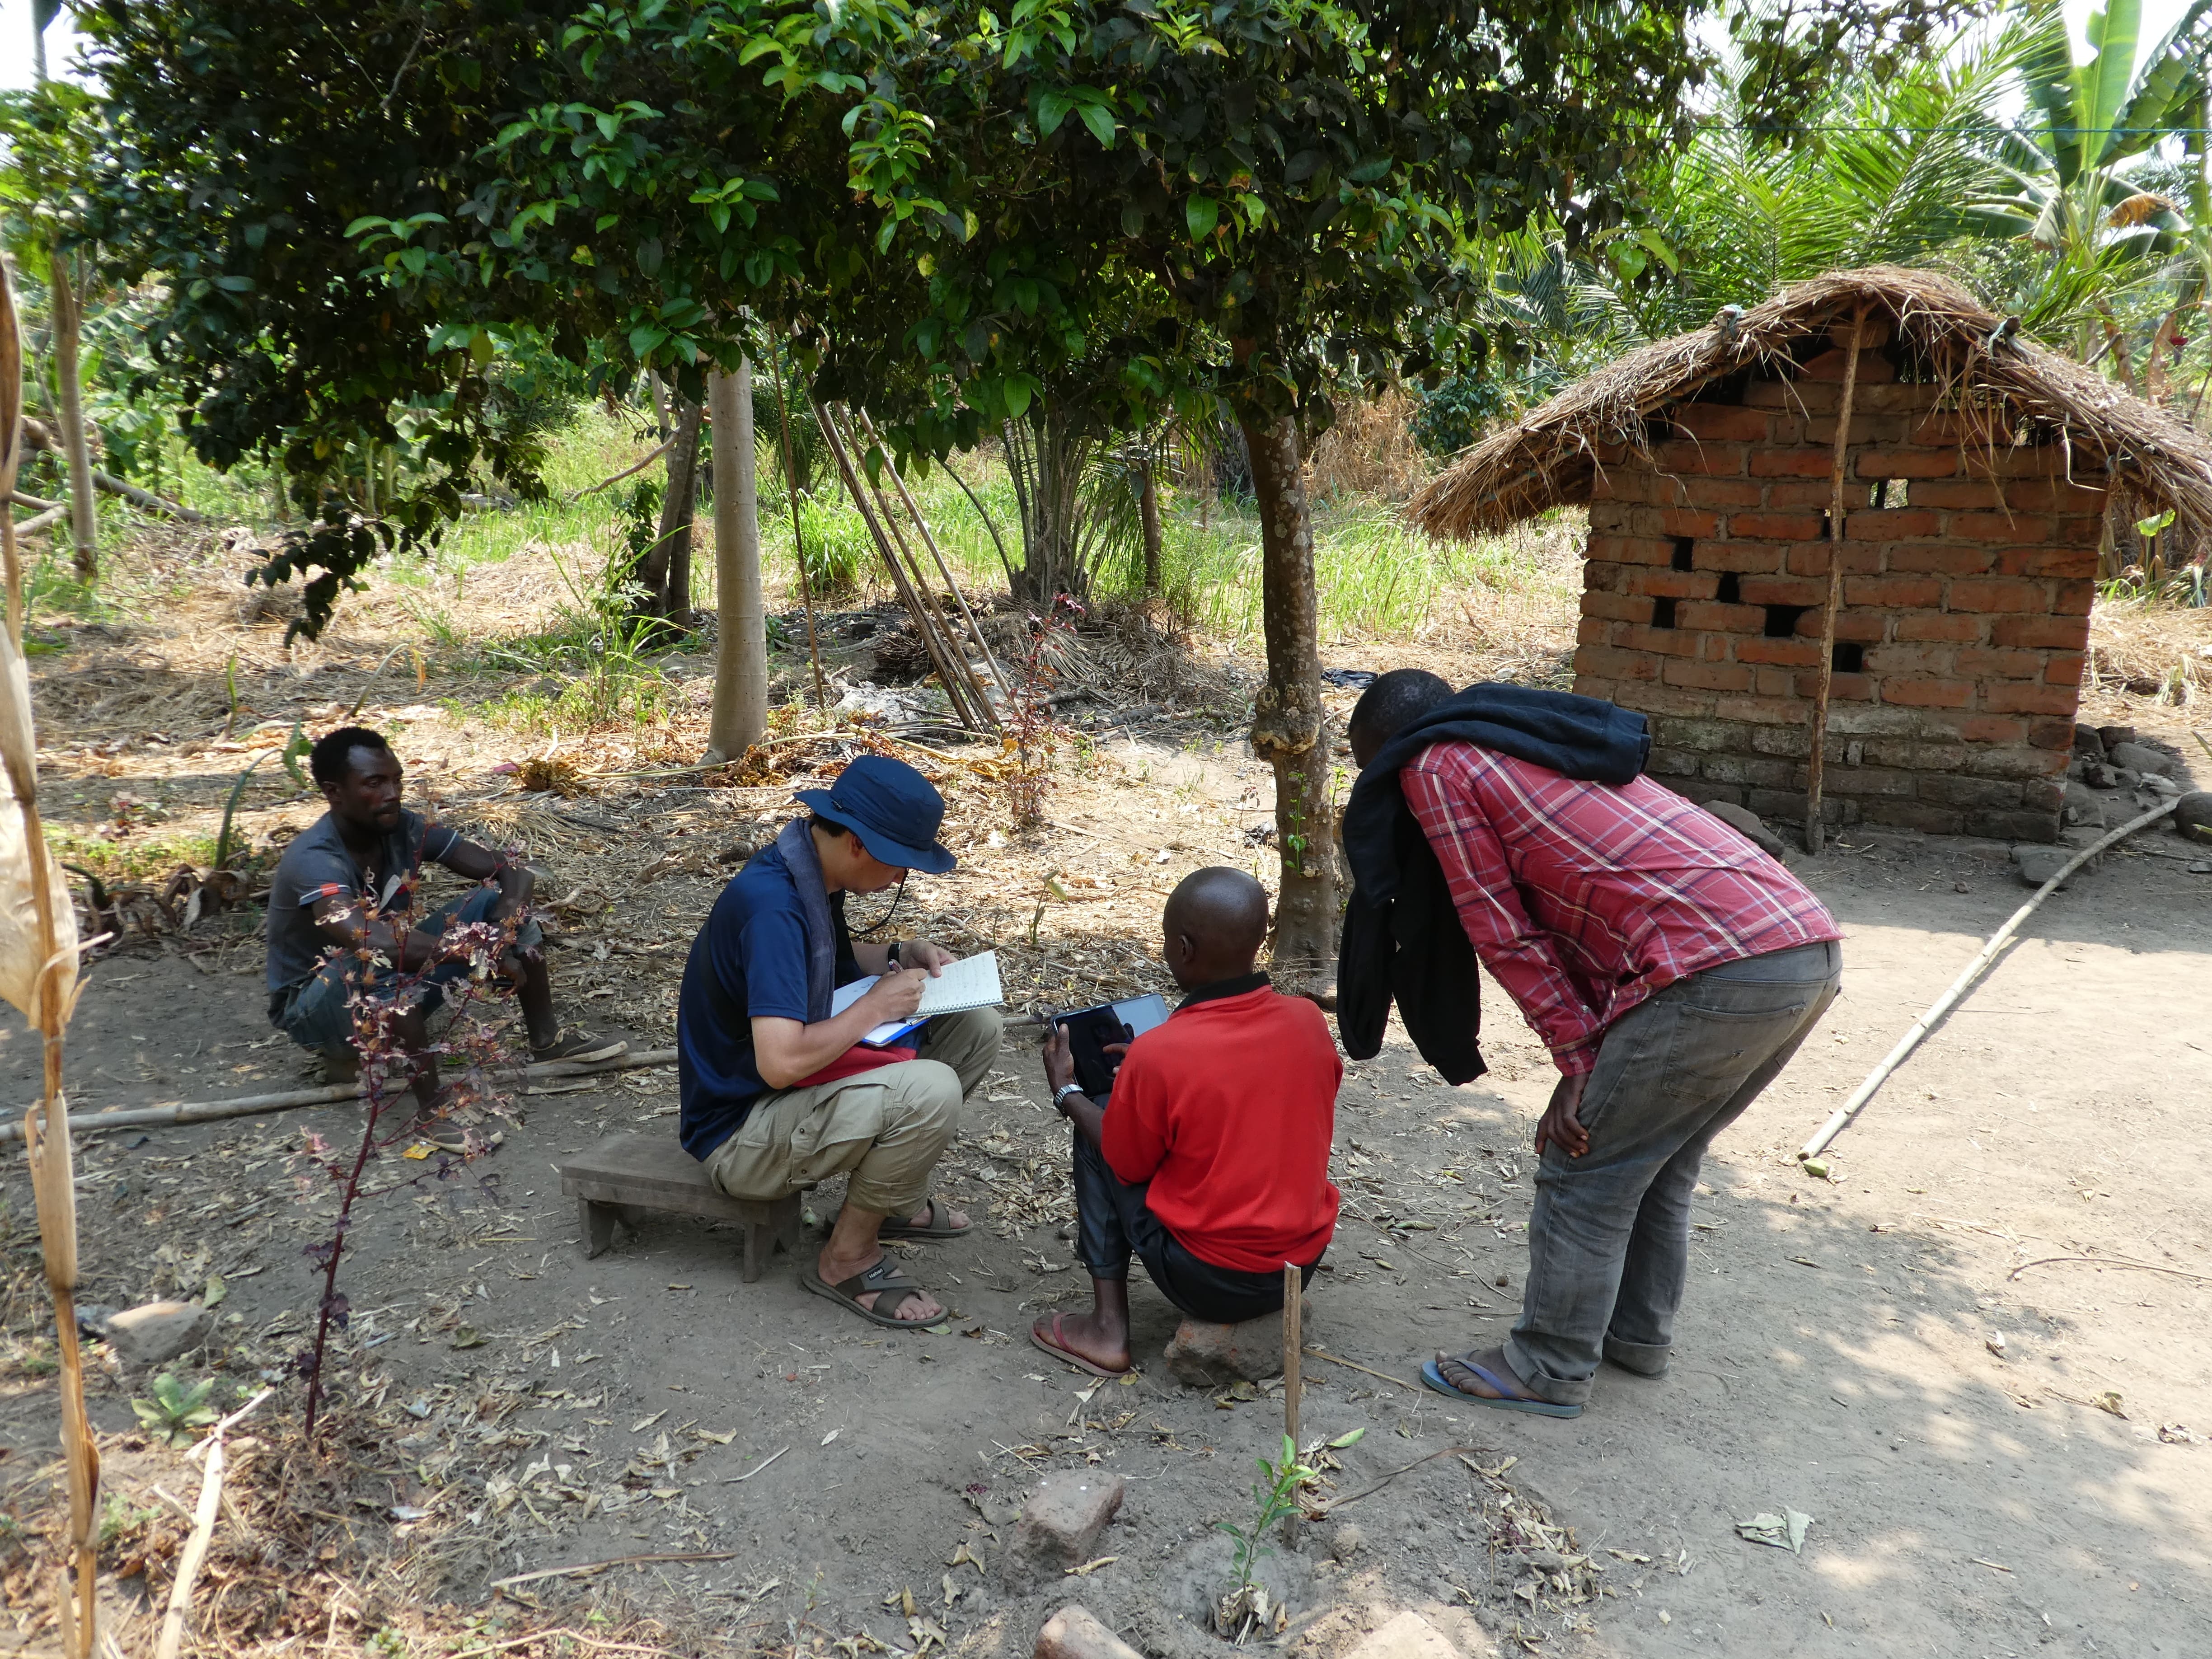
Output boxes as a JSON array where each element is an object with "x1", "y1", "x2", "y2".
[{"x1": 267, "y1": 726, "x2": 623, "y2": 1144}]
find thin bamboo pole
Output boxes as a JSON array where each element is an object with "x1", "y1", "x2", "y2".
[
  {"x1": 1799, "y1": 797, "x2": 2179, "y2": 1162},
  {"x1": 1805, "y1": 304, "x2": 1870, "y2": 854},
  {"x1": 813, "y1": 402, "x2": 985, "y2": 730},
  {"x1": 0, "y1": 258, "x2": 98, "y2": 1659},
  {"x1": 1281, "y1": 1263, "x2": 1302, "y2": 1549},
  {"x1": 765, "y1": 334, "x2": 828, "y2": 709},
  {"x1": 853, "y1": 408, "x2": 1012, "y2": 717}
]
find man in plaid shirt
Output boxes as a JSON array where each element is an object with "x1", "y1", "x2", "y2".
[{"x1": 1347, "y1": 671, "x2": 1842, "y2": 1418}]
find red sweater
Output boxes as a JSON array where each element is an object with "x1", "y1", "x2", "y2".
[{"x1": 1102, "y1": 980, "x2": 1342, "y2": 1274}]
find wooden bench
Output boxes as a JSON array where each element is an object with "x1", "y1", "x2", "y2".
[{"x1": 556, "y1": 1134, "x2": 805, "y2": 1282}]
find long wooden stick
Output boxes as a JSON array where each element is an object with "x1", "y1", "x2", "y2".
[
  {"x1": 853, "y1": 409, "x2": 1012, "y2": 715},
  {"x1": 153, "y1": 1436, "x2": 224, "y2": 1659},
  {"x1": 0, "y1": 1047, "x2": 679, "y2": 1145},
  {"x1": 1798, "y1": 797, "x2": 2179, "y2": 1162},
  {"x1": 1805, "y1": 303, "x2": 1870, "y2": 855}
]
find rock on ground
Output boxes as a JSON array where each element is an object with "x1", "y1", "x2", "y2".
[
  {"x1": 2109, "y1": 740, "x2": 2176, "y2": 778},
  {"x1": 1161, "y1": 1300, "x2": 1314, "y2": 1386},
  {"x1": 1702, "y1": 800, "x2": 1789, "y2": 858},
  {"x1": 2013, "y1": 847, "x2": 2076, "y2": 890},
  {"x1": 99, "y1": 1301, "x2": 214, "y2": 1368},
  {"x1": 1004, "y1": 1472, "x2": 1126, "y2": 1592},
  {"x1": 2175, "y1": 791, "x2": 2212, "y2": 843},
  {"x1": 2062, "y1": 781, "x2": 2107, "y2": 829},
  {"x1": 1034, "y1": 1604, "x2": 1144, "y2": 1659}
]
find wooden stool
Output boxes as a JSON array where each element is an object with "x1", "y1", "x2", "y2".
[{"x1": 556, "y1": 1134, "x2": 805, "y2": 1282}]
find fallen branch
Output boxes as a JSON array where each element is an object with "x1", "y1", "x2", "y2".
[
  {"x1": 6, "y1": 490, "x2": 56, "y2": 512},
  {"x1": 153, "y1": 1436, "x2": 224, "y2": 1659},
  {"x1": 1313, "y1": 1445, "x2": 1486, "y2": 1515},
  {"x1": 490, "y1": 1549, "x2": 743, "y2": 1593},
  {"x1": 2008, "y1": 1254, "x2": 2212, "y2": 1286},
  {"x1": 0, "y1": 1048, "x2": 677, "y2": 1144},
  {"x1": 9, "y1": 506, "x2": 63, "y2": 538},
  {"x1": 718, "y1": 1444, "x2": 788, "y2": 1484},
  {"x1": 1798, "y1": 797, "x2": 2180, "y2": 1162},
  {"x1": 93, "y1": 470, "x2": 203, "y2": 522},
  {"x1": 1300, "y1": 1345, "x2": 1418, "y2": 1392},
  {"x1": 568, "y1": 438, "x2": 676, "y2": 501}
]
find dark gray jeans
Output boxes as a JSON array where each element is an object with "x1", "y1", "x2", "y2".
[{"x1": 1505, "y1": 939, "x2": 1842, "y2": 1406}]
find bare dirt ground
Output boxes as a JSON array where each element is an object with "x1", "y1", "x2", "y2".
[{"x1": 0, "y1": 529, "x2": 2205, "y2": 1659}]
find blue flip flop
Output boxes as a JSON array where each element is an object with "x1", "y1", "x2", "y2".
[{"x1": 1421, "y1": 1356, "x2": 1583, "y2": 1418}]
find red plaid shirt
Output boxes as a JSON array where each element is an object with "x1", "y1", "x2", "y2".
[{"x1": 1401, "y1": 741, "x2": 1840, "y2": 1076}]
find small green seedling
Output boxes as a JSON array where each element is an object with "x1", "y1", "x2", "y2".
[
  {"x1": 1213, "y1": 1433, "x2": 1318, "y2": 1640},
  {"x1": 131, "y1": 1373, "x2": 218, "y2": 1447}
]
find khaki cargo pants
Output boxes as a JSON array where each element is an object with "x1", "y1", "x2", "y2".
[{"x1": 702, "y1": 1006, "x2": 1001, "y2": 1218}]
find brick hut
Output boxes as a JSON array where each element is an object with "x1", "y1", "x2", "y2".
[{"x1": 1406, "y1": 267, "x2": 2212, "y2": 841}]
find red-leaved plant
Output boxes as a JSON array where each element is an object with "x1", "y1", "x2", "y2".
[{"x1": 292, "y1": 868, "x2": 526, "y2": 1439}]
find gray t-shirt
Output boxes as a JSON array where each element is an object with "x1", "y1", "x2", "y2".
[{"x1": 265, "y1": 809, "x2": 458, "y2": 994}]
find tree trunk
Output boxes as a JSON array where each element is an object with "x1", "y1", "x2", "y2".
[
  {"x1": 1238, "y1": 411, "x2": 1338, "y2": 992},
  {"x1": 705, "y1": 362, "x2": 766, "y2": 763},
  {"x1": 637, "y1": 398, "x2": 704, "y2": 623},
  {"x1": 47, "y1": 252, "x2": 96, "y2": 582},
  {"x1": 1138, "y1": 455, "x2": 1162, "y2": 594}
]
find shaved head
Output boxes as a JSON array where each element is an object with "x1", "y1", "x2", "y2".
[{"x1": 1162, "y1": 867, "x2": 1270, "y2": 989}]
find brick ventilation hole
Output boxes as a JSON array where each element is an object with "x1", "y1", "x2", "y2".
[
  {"x1": 1762, "y1": 603, "x2": 1810, "y2": 638},
  {"x1": 1831, "y1": 640, "x2": 1865, "y2": 672},
  {"x1": 1715, "y1": 572, "x2": 1741, "y2": 605},
  {"x1": 1670, "y1": 536, "x2": 1696, "y2": 572},
  {"x1": 1651, "y1": 596, "x2": 1679, "y2": 629},
  {"x1": 1871, "y1": 478, "x2": 1910, "y2": 509}
]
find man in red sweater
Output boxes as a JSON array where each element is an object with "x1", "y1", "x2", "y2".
[{"x1": 1033, "y1": 867, "x2": 1341, "y2": 1377}]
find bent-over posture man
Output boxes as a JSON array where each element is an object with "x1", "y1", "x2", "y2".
[
  {"x1": 266, "y1": 727, "x2": 623, "y2": 1143},
  {"x1": 1344, "y1": 671, "x2": 1842, "y2": 1418},
  {"x1": 677, "y1": 755, "x2": 1000, "y2": 1327},
  {"x1": 1032, "y1": 867, "x2": 1340, "y2": 1377}
]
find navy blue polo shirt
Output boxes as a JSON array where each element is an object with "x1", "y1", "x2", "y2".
[{"x1": 676, "y1": 839, "x2": 861, "y2": 1160}]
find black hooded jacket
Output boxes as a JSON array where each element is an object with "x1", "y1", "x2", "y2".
[{"x1": 1335, "y1": 684, "x2": 1651, "y2": 1081}]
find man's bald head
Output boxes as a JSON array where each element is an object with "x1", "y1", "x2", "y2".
[{"x1": 1161, "y1": 867, "x2": 1270, "y2": 989}]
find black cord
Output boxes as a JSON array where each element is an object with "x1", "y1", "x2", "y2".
[{"x1": 842, "y1": 873, "x2": 907, "y2": 938}]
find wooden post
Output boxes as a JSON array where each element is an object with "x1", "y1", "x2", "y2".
[
  {"x1": 1282, "y1": 1262, "x2": 1302, "y2": 1549},
  {"x1": 1805, "y1": 304, "x2": 1870, "y2": 854},
  {"x1": 705, "y1": 362, "x2": 766, "y2": 763}
]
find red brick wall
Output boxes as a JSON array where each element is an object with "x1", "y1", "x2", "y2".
[{"x1": 1570, "y1": 333, "x2": 2101, "y2": 842}]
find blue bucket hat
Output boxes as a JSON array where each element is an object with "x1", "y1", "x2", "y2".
[{"x1": 795, "y1": 755, "x2": 957, "y2": 875}]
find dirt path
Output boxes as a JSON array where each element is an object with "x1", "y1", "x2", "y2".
[{"x1": 0, "y1": 743, "x2": 2207, "y2": 1656}]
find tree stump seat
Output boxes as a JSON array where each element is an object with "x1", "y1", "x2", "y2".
[{"x1": 555, "y1": 1133, "x2": 803, "y2": 1282}]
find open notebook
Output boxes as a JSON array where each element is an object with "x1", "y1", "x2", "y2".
[{"x1": 830, "y1": 950, "x2": 1005, "y2": 1047}]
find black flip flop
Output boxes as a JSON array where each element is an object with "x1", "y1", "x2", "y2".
[{"x1": 800, "y1": 1256, "x2": 940, "y2": 1329}]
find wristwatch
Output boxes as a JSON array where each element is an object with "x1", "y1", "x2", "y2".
[
  {"x1": 1053, "y1": 1083, "x2": 1087, "y2": 1115},
  {"x1": 886, "y1": 940, "x2": 902, "y2": 968}
]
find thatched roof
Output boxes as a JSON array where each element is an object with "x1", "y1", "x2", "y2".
[{"x1": 1406, "y1": 265, "x2": 2212, "y2": 543}]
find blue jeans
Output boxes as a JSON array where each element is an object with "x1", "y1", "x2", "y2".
[
  {"x1": 270, "y1": 888, "x2": 543, "y2": 1054},
  {"x1": 1505, "y1": 940, "x2": 1843, "y2": 1406}
]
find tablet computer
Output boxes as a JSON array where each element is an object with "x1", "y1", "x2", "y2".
[{"x1": 1054, "y1": 993, "x2": 1172, "y2": 1097}]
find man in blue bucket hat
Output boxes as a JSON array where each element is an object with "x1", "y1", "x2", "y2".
[{"x1": 677, "y1": 754, "x2": 1000, "y2": 1326}]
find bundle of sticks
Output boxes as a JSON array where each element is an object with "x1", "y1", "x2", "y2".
[{"x1": 812, "y1": 402, "x2": 1008, "y2": 733}]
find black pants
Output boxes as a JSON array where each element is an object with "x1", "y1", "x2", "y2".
[{"x1": 1072, "y1": 1131, "x2": 1321, "y2": 1324}]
